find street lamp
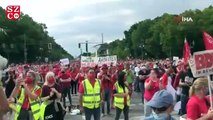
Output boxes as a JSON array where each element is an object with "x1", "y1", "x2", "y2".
[{"x1": 40, "y1": 48, "x2": 43, "y2": 62}]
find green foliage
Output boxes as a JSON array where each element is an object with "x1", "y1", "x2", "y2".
[
  {"x1": 103, "y1": 6, "x2": 213, "y2": 59},
  {"x1": 0, "y1": 7, "x2": 73, "y2": 63}
]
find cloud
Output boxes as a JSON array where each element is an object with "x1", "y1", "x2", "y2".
[{"x1": 0, "y1": 0, "x2": 213, "y2": 57}]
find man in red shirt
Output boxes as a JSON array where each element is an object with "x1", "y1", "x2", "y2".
[
  {"x1": 58, "y1": 68, "x2": 72, "y2": 109},
  {"x1": 97, "y1": 64, "x2": 112, "y2": 116}
]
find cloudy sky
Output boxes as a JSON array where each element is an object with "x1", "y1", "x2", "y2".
[{"x1": 0, "y1": 0, "x2": 213, "y2": 57}]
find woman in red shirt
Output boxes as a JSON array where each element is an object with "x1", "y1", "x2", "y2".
[
  {"x1": 75, "y1": 67, "x2": 86, "y2": 91},
  {"x1": 10, "y1": 71, "x2": 42, "y2": 120},
  {"x1": 144, "y1": 68, "x2": 161, "y2": 117},
  {"x1": 187, "y1": 78, "x2": 213, "y2": 120}
]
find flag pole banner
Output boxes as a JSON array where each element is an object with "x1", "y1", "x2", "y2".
[
  {"x1": 183, "y1": 39, "x2": 191, "y2": 65},
  {"x1": 203, "y1": 32, "x2": 213, "y2": 50}
]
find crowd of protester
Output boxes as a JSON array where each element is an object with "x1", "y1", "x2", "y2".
[{"x1": 0, "y1": 55, "x2": 213, "y2": 120}]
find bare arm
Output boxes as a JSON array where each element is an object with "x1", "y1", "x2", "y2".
[
  {"x1": 179, "y1": 79, "x2": 189, "y2": 87},
  {"x1": 75, "y1": 73, "x2": 80, "y2": 80},
  {"x1": 0, "y1": 85, "x2": 9, "y2": 114},
  {"x1": 145, "y1": 80, "x2": 152, "y2": 90},
  {"x1": 51, "y1": 88, "x2": 61, "y2": 99},
  {"x1": 60, "y1": 78, "x2": 71, "y2": 83},
  {"x1": 41, "y1": 91, "x2": 54, "y2": 101},
  {"x1": 79, "y1": 93, "x2": 83, "y2": 108}
]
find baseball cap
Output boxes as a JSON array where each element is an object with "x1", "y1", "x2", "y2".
[
  {"x1": 147, "y1": 90, "x2": 173, "y2": 108},
  {"x1": 101, "y1": 64, "x2": 108, "y2": 70}
]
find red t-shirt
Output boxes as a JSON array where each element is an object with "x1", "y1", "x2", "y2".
[
  {"x1": 187, "y1": 95, "x2": 210, "y2": 120},
  {"x1": 98, "y1": 73, "x2": 111, "y2": 90},
  {"x1": 58, "y1": 72, "x2": 71, "y2": 88},
  {"x1": 161, "y1": 73, "x2": 168, "y2": 89},
  {"x1": 70, "y1": 71, "x2": 78, "y2": 81},
  {"x1": 144, "y1": 78, "x2": 160, "y2": 101},
  {"x1": 78, "y1": 73, "x2": 85, "y2": 84},
  {"x1": 20, "y1": 87, "x2": 42, "y2": 110},
  {"x1": 111, "y1": 74, "x2": 117, "y2": 90},
  {"x1": 79, "y1": 79, "x2": 102, "y2": 94}
]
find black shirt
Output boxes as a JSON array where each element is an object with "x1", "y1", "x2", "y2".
[
  {"x1": 180, "y1": 70, "x2": 194, "y2": 96},
  {"x1": 138, "y1": 69, "x2": 150, "y2": 83}
]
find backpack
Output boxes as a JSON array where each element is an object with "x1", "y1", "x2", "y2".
[{"x1": 43, "y1": 101, "x2": 66, "y2": 120}]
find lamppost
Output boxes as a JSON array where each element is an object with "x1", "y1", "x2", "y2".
[
  {"x1": 39, "y1": 48, "x2": 43, "y2": 62},
  {"x1": 24, "y1": 34, "x2": 27, "y2": 63}
]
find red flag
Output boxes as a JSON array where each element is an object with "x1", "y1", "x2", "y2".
[
  {"x1": 183, "y1": 39, "x2": 191, "y2": 64},
  {"x1": 203, "y1": 32, "x2": 213, "y2": 50}
]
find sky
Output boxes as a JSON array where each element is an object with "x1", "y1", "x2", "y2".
[{"x1": 0, "y1": 0, "x2": 213, "y2": 57}]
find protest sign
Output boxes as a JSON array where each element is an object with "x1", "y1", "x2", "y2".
[
  {"x1": 60, "y1": 58, "x2": 69, "y2": 66},
  {"x1": 96, "y1": 55, "x2": 117, "y2": 66},
  {"x1": 80, "y1": 55, "x2": 117, "y2": 67},
  {"x1": 189, "y1": 50, "x2": 213, "y2": 77},
  {"x1": 81, "y1": 56, "x2": 96, "y2": 67}
]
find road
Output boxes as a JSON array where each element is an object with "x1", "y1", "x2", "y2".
[{"x1": 64, "y1": 92, "x2": 180, "y2": 120}]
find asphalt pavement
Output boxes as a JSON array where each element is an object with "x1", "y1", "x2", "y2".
[{"x1": 64, "y1": 92, "x2": 180, "y2": 120}]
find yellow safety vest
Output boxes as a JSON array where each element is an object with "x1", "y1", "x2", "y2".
[
  {"x1": 82, "y1": 79, "x2": 101, "y2": 109},
  {"x1": 14, "y1": 85, "x2": 41, "y2": 120},
  {"x1": 114, "y1": 82, "x2": 130, "y2": 109}
]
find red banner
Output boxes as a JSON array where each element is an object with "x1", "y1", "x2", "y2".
[
  {"x1": 203, "y1": 32, "x2": 213, "y2": 50},
  {"x1": 183, "y1": 39, "x2": 191, "y2": 64}
]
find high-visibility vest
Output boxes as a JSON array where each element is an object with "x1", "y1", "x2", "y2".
[
  {"x1": 14, "y1": 85, "x2": 41, "y2": 120},
  {"x1": 114, "y1": 82, "x2": 130, "y2": 109},
  {"x1": 82, "y1": 79, "x2": 101, "y2": 109}
]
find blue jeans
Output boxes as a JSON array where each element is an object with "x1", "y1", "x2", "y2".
[
  {"x1": 139, "y1": 82, "x2": 145, "y2": 103},
  {"x1": 84, "y1": 107, "x2": 101, "y2": 120},
  {"x1": 102, "y1": 88, "x2": 111, "y2": 114},
  {"x1": 180, "y1": 94, "x2": 189, "y2": 116}
]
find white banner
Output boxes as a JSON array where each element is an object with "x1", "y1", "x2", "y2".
[
  {"x1": 81, "y1": 55, "x2": 117, "y2": 67},
  {"x1": 60, "y1": 58, "x2": 69, "y2": 66},
  {"x1": 96, "y1": 55, "x2": 117, "y2": 66},
  {"x1": 81, "y1": 56, "x2": 97, "y2": 67},
  {"x1": 189, "y1": 50, "x2": 213, "y2": 77},
  {"x1": 173, "y1": 56, "x2": 179, "y2": 66}
]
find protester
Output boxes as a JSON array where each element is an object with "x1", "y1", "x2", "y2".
[
  {"x1": 40, "y1": 71, "x2": 64, "y2": 120},
  {"x1": 76, "y1": 67, "x2": 86, "y2": 91},
  {"x1": 145, "y1": 90, "x2": 176, "y2": 120},
  {"x1": 10, "y1": 71, "x2": 42, "y2": 120},
  {"x1": 5, "y1": 69, "x2": 16, "y2": 98},
  {"x1": 161, "y1": 67, "x2": 177, "y2": 101},
  {"x1": 138, "y1": 66, "x2": 149, "y2": 103},
  {"x1": 144, "y1": 68, "x2": 161, "y2": 117},
  {"x1": 123, "y1": 63, "x2": 134, "y2": 97},
  {"x1": 70, "y1": 67, "x2": 78, "y2": 95},
  {"x1": 58, "y1": 68, "x2": 72, "y2": 110},
  {"x1": 179, "y1": 64, "x2": 194, "y2": 116},
  {"x1": 186, "y1": 78, "x2": 213, "y2": 120},
  {"x1": 0, "y1": 55, "x2": 9, "y2": 120},
  {"x1": 97, "y1": 64, "x2": 112, "y2": 116},
  {"x1": 79, "y1": 68, "x2": 103, "y2": 120},
  {"x1": 114, "y1": 71, "x2": 130, "y2": 120}
]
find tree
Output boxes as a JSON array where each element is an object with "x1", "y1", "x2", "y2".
[{"x1": 0, "y1": 7, "x2": 73, "y2": 63}]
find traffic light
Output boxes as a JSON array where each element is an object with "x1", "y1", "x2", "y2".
[
  {"x1": 78, "y1": 43, "x2": 81, "y2": 48},
  {"x1": 48, "y1": 43, "x2": 52, "y2": 50}
]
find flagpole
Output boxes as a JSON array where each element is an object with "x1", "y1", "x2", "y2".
[{"x1": 207, "y1": 75, "x2": 213, "y2": 109}]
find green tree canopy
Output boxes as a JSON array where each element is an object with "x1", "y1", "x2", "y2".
[
  {"x1": 102, "y1": 6, "x2": 213, "y2": 59},
  {"x1": 0, "y1": 7, "x2": 73, "y2": 63}
]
